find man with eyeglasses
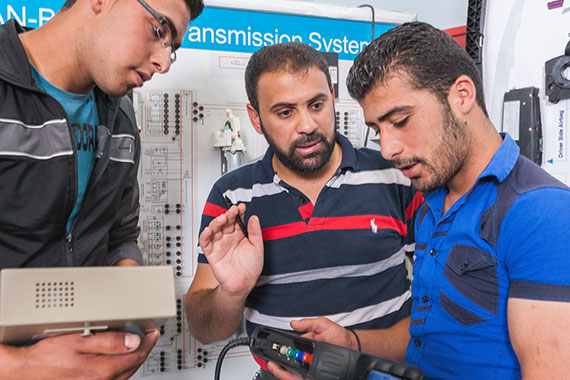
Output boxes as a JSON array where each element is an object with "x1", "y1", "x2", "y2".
[{"x1": 0, "y1": 0, "x2": 203, "y2": 378}]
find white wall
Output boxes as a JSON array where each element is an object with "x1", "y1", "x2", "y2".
[{"x1": 292, "y1": 0, "x2": 469, "y2": 29}]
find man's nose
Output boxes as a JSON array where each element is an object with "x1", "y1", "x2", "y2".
[
  {"x1": 151, "y1": 46, "x2": 172, "y2": 74},
  {"x1": 296, "y1": 109, "x2": 318, "y2": 135},
  {"x1": 379, "y1": 129, "x2": 404, "y2": 161}
]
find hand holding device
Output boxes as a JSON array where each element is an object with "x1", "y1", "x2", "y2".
[
  {"x1": 215, "y1": 327, "x2": 424, "y2": 380},
  {"x1": 0, "y1": 329, "x2": 159, "y2": 380},
  {"x1": 250, "y1": 327, "x2": 424, "y2": 380}
]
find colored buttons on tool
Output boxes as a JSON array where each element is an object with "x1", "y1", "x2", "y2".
[{"x1": 302, "y1": 353, "x2": 313, "y2": 364}]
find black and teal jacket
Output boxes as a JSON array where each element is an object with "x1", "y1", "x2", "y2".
[{"x1": 0, "y1": 20, "x2": 142, "y2": 267}]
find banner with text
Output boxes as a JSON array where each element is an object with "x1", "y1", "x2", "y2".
[{"x1": 1, "y1": 1, "x2": 396, "y2": 59}]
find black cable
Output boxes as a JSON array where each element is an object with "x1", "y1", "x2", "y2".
[
  {"x1": 214, "y1": 337, "x2": 253, "y2": 380},
  {"x1": 358, "y1": 4, "x2": 375, "y2": 43}
]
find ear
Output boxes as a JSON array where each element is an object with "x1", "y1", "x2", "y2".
[
  {"x1": 246, "y1": 104, "x2": 263, "y2": 135},
  {"x1": 448, "y1": 74, "x2": 477, "y2": 116},
  {"x1": 330, "y1": 86, "x2": 336, "y2": 107},
  {"x1": 88, "y1": 0, "x2": 106, "y2": 14}
]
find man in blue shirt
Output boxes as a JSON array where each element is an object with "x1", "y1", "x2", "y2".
[{"x1": 269, "y1": 22, "x2": 570, "y2": 380}]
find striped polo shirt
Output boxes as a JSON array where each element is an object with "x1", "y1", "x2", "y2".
[{"x1": 198, "y1": 133, "x2": 424, "y2": 334}]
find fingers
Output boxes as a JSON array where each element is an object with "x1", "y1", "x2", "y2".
[
  {"x1": 198, "y1": 211, "x2": 236, "y2": 255},
  {"x1": 200, "y1": 203, "x2": 254, "y2": 252},
  {"x1": 220, "y1": 206, "x2": 242, "y2": 235},
  {"x1": 267, "y1": 362, "x2": 304, "y2": 380},
  {"x1": 199, "y1": 226, "x2": 213, "y2": 253},
  {"x1": 22, "y1": 330, "x2": 156, "y2": 379},
  {"x1": 137, "y1": 329, "x2": 160, "y2": 355},
  {"x1": 113, "y1": 330, "x2": 160, "y2": 380},
  {"x1": 237, "y1": 202, "x2": 247, "y2": 215},
  {"x1": 291, "y1": 317, "x2": 341, "y2": 342},
  {"x1": 291, "y1": 318, "x2": 353, "y2": 348},
  {"x1": 207, "y1": 206, "x2": 242, "y2": 237},
  {"x1": 290, "y1": 317, "x2": 329, "y2": 335},
  {"x1": 74, "y1": 332, "x2": 142, "y2": 355}
]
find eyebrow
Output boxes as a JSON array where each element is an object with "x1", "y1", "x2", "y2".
[
  {"x1": 374, "y1": 105, "x2": 413, "y2": 124},
  {"x1": 268, "y1": 92, "x2": 329, "y2": 112},
  {"x1": 163, "y1": 17, "x2": 180, "y2": 48}
]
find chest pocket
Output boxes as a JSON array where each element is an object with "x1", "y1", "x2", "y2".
[
  {"x1": 109, "y1": 134, "x2": 135, "y2": 164},
  {"x1": 444, "y1": 244, "x2": 498, "y2": 316}
]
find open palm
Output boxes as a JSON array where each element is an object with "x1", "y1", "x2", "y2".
[{"x1": 199, "y1": 204, "x2": 264, "y2": 297}]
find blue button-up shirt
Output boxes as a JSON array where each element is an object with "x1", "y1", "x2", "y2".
[{"x1": 406, "y1": 134, "x2": 570, "y2": 379}]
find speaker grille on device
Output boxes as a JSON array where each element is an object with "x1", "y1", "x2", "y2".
[{"x1": 35, "y1": 281, "x2": 76, "y2": 309}]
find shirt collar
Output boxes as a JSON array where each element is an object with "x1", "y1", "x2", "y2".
[
  {"x1": 335, "y1": 132, "x2": 358, "y2": 171},
  {"x1": 477, "y1": 132, "x2": 520, "y2": 183}
]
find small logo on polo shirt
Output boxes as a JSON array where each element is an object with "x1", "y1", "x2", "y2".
[{"x1": 370, "y1": 218, "x2": 378, "y2": 233}]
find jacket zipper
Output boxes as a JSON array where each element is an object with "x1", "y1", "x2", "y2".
[
  {"x1": 59, "y1": 102, "x2": 78, "y2": 267},
  {"x1": 66, "y1": 122, "x2": 78, "y2": 267},
  {"x1": 66, "y1": 233, "x2": 74, "y2": 265},
  {"x1": 64, "y1": 93, "x2": 115, "y2": 266},
  {"x1": 24, "y1": 81, "x2": 80, "y2": 266}
]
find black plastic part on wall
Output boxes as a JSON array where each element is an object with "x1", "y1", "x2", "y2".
[{"x1": 465, "y1": 0, "x2": 486, "y2": 75}]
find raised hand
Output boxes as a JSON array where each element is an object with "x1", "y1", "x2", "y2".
[{"x1": 199, "y1": 203, "x2": 264, "y2": 297}]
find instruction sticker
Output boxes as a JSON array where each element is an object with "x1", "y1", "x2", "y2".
[
  {"x1": 502, "y1": 100, "x2": 520, "y2": 141},
  {"x1": 556, "y1": 108, "x2": 567, "y2": 161}
]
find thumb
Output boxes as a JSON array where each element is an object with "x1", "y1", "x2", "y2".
[
  {"x1": 291, "y1": 317, "x2": 329, "y2": 334},
  {"x1": 75, "y1": 332, "x2": 141, "y2": 355},
  {"x1": 290, "y1": 318, "x2": 312, "y2": 333},
  {"x1": 247, "y1": 215, "x2": 263, "y2": 248}
]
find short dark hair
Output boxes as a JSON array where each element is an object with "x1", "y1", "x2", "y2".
[
  {"x1": 61, "y1": 0, "x2": 204, "y2": 20},
  {"x1": 60, "y1": 0, "x2": 76, "y2": 11},
  {"x1": 347, "y1": 21, "x2": 488, "y2": 117},
  {"x1": 245, "y1": 42, "x2": 332, "y2": 112},
  {"x1": 185, "y1": 0, "x2": 205, "y2": 21}
]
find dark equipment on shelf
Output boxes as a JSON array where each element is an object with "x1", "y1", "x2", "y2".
[
  {"x1": 465, "y1": 0, "x2": 487, "y2": 76},
  {"x1": 545, "y1": 39, "x2": 570, "y2": 103},
  {"x1": 503, "y1": 87, "x2": 543, "y2": 165}
]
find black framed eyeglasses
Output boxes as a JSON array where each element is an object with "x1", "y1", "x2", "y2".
[{"x1": 137, "y1": 0, "x2": 177, "y2": 64}]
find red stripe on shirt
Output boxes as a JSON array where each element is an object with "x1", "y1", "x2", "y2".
[
  {"x1": 310, "y1": 215, "x2": 407, "y2": 236},
  {"x1": 203, "y1": 202, "x2": 227, "y2": 218},
  {"x1": 261, "y1": 215, "x2": 407, "y2": 241},
  {"x1": 262, "y1": 222, "x2": 308, "y2": 241},
  {"x1": 405, "y1": 191, "x2": 424, "y2": 220},
  {"x1": 298, "y1": 202, "x2": 314, "y2": 220}
]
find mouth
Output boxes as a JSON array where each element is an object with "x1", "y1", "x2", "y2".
[
  {"x1": 135, "y1": 71, "x2": 151, "y2": 87},
  {"x1": 397, "y1": 161, "x2": 421, "y2": 178},
  {"x1": 295, "y1": 140, "x2": 321, "y2": 155}
]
